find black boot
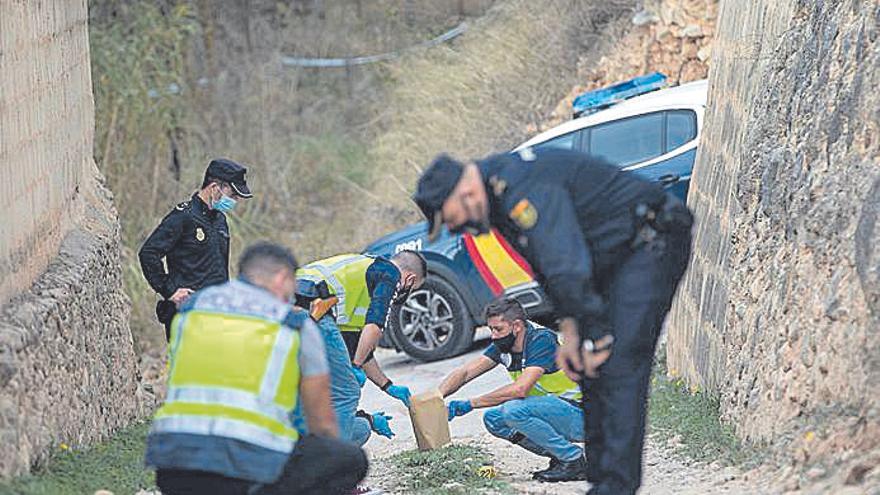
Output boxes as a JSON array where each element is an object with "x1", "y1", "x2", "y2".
[
  {"x1": 534, "y1": 456, "x2": 588, "y2": 483},
  {"x1": 531, "y1": 457, "x2": 560, "y2": 479}
]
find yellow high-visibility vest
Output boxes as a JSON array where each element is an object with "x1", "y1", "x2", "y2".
[
  {"x1": 297, "y1": 254, "x2": 374, "y2": 332},
  {"x1": 151, "y1": 306, "x2": 305, "y2": 454},
  {"x1": 509, "y1": 367, "x2": 582, "y2": 401},
  {"x1": 508, "y1": 329, "x2": 581, "y2": 401}
]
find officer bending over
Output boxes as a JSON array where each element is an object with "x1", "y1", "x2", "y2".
[
  {"x1": 139, "y1": 158, "x2": 252, "y2": 340},
  {"x1": 294, "y1": 250, "x2": 426, "y2": 446},
  {"x1": 440, "y1": 298, "x2": 586, "y2": 483},
  {"x1": 145, "y1": 241, "x2": 367, "y2": 495},
  {"x1": 414, "y1": 149, "x2": 693, "y2": 495}
]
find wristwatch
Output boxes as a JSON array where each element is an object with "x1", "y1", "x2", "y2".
[{"x1": 582, "y1": 337, "x2": 614, "y2": 353}]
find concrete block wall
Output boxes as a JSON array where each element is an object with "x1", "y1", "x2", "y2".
[
  {"x1": 667, "y1": 0, "x2": 879, "y2": 466},
  {"x1": 0, "y1": 1, "x2": 143, "y2": 477}
]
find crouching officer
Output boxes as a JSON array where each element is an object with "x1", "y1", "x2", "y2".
[
  {"x1": 414, "y1": 149, "x2": 693, "y2": 495},
  {"x1": 145, "y1": 242, "x2": 367, "y2": 495},
  {"x1": 294, "y1": 250, "x2": 426, "y2": 445},
  {"x1": 440, "y1": 298, "x2": 586, "y2": 482},
  {"x1": 138, "y1": 158, "x2": 252, "y2": 340}
]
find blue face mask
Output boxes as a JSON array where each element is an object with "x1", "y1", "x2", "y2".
[{"x1": 213, "y1": 194, "x2": 237, "y2": 212}]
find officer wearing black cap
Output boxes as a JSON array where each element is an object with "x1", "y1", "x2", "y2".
[
  {"x1": 139, "y1": 158, "x2": 253, "y2": 339},
  {"x1": 414, "y1": 149, "x2": 693, "y2": 494}
]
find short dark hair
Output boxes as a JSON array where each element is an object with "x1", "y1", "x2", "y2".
[
  {"x1": 238, "y1": 242, "x2": 299, "y2": 280},
  {"x1": 392, "y1": 250, "x2": 427, "y2": 280},
  {"x1": 201, "y1": 175, "x2": 223, "y2": 189},
  {"x1": 483, "y1": 297, "x2": 527, "y2": 324}
]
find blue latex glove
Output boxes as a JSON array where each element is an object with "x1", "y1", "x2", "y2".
[
  {"x1": 351, "y1": 366, "x2": 367, "y2": 388},
  {"x1": 385, "y1": 384, "x2": 412, "y2": 407},
  {"x1": 447, "y1": 400, "x2": 473, "y2": 421},
  {"x1": 370, "y1": 411, "x2": 394, "y2": 438}
]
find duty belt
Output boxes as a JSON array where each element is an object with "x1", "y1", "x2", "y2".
[{"x1": 631, "y1": 193, "x2": 693, "y2": 249}]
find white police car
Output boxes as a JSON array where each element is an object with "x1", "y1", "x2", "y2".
[
  {"x1": 516, "y1": 73, "x2": 707, "y2": 200},
  {"x1": 365, "y1": 74, "x2": 708, "y2": 361}
]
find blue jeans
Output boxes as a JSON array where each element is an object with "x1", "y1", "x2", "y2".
[
  {"x1": 293, "y1": 316, "x2": 370, "y2": 446},
  {"x1": 483, "y1": 395, "x2": 584, "y2": 462}
]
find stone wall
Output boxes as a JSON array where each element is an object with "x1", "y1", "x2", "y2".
[
  {"x1": 0, "y1": 1, "x2": 94, "y2": 308},
  {"x1": 0, "y1": 1, "x2": 143, "y2": 477},
  {"x1": 667, "y1": 0, "x2": 879, "y2": 474}
]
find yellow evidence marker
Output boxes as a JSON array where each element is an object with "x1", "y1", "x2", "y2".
[{"x1": 476, "y1": 464, "x2": 497, "y2": 479}]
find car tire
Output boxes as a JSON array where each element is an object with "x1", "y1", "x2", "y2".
[{"x1": 387, "y1": 275, "x2": 474, "y2": 361}]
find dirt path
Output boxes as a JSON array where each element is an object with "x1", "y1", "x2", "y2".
[{"x1": 361, "y1": 344, "x2": 772, "y2": 494}]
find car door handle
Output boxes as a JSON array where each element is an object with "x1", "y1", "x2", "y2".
[{"x1": 658, "y1": 174, "x2": 680, "y2": 185}]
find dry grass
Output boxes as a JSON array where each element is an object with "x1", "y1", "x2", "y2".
[
  {"x1": 366, "y1": 0, "x2": 638, "y2": 234},
  {"x1": 91, "y1": 0, "x2": 499, "y2": 352},
  {"x1": 89, "y1": 0, "x2": 637, "y2": 353}
]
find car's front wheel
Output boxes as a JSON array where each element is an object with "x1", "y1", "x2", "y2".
[{"x1": 388, "y1": 275, "x2": 474, "y2": 361}]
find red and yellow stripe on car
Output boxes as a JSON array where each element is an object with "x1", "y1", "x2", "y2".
[{"x1": 462, "y1": 229, "x2": 534, "y2": 296}]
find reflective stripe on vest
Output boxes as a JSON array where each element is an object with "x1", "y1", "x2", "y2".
[
  {"x1": 164, "y1": 387, "x2": 291, "y2": 425},
  {"x1": 151, "y1": 415, "x2": 295, "y2": 453},
  {"x1": 297, "y1": 254, "x2": 374, "y2": 328},
  {"x1": 153, "y1": 309, "x2": 303, "y2": 454}
]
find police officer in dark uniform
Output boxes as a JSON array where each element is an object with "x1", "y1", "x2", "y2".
[
  {"x1": 139, "y1": 158, "x2": 253, "y2": 340},
  {"x1": 413, "y1": 149, "x2": 693, "y2": 494}
]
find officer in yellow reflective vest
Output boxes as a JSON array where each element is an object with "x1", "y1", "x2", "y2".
[
  {"x1": 145, "y1": 242, "x2": 367, "y2": 495},
  {"x1": 294, "y1": 250, "x2": 426, "y2": 445},
  {"x1": 438, "y1": 298, "x2": 587, "y2": 483}
]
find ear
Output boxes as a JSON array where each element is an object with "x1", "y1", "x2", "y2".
[{"x1": 272, "y1": 270, "x2": 288, "y2": 289}]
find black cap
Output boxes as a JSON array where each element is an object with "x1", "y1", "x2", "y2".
[
  {"x1": 413, "y1": 154, "x2": 464, "y2": 241},
  {"x1": 205, "y1": 158, "x2": 253, "y2": 198}
]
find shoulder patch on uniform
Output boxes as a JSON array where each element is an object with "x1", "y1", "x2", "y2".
[
  {"x1": 489, "y1": 175, "x2": 507, "y2": 197},
  {"x1": 517, "y1": 147, "x2": 536, "y2": 162},
  {"x1": 175, "y1": 201, "x2": 191, "y2": 211},
  {"x1": 510, "y1": 199, "x2": 538, "y2": 230}
]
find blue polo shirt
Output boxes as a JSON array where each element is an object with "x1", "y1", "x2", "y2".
[{"x1": 483, "y1": 323, "x2": 560, "y2": 373}]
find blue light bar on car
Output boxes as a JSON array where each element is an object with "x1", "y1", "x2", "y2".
[{"x1": 572, "y1": 72, "x2": 668, "y2": 117}]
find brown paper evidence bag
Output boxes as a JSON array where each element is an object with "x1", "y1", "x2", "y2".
[{"x1": 408, "y1": 389, "x2": 451, "y2": 451}]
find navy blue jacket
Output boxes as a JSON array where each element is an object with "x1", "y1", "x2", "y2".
[
  {"x1": 139, "y1": 193, "x2": 230, "y2": 298},
  {"x1": 479, "y1": 149, "x2": 666, "y2": 339}
]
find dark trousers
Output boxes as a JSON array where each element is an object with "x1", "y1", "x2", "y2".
[
  {"x1": 156, "y1": 435, "x2": 368, "y2": 495},
  {"x1": 584, "y1": 229, "x2": 692, "y2": 495}
]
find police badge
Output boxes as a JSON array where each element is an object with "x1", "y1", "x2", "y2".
[
  {"x1": 510, "y1": 199, "x2": 538, "y2": 230},
  {"x1": 195, "y1": 227, "x2": 206, "y2": 241}
]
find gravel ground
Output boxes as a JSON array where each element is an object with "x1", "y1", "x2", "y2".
[
  {"x1": 131, "y1": 340, "x2": 875, "y2": 495},
  {"x1": 360, "y1": 344, "x2": 792, "y2": 495}
]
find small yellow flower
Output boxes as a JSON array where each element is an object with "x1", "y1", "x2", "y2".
[
  {"x1": 668, "y1": 368, "x2": 679, "y2": 378},
  {"x1": 60, "y1": 443, "x2": 70, "y2": 451},
  {"x1": 804, "y1": 431, "x2": 815, "y2": 442}
]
